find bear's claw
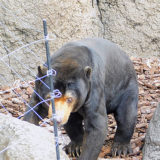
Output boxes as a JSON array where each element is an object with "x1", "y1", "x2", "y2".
[
  {"x1": 111, "y1": 142, "x2": 132, "y2": 157},
  {"x1": 63, "y1": 141, "x2": 82, "y2": 158}
]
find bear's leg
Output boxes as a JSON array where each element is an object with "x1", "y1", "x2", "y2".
[
  {"x1": 112, "y1": 92, "x2": 138, "y2": 156},
  {"x1": 23, "y1": 92, "x2": 48, "y2": 125},
  {"x1": 63, "y1": 112, "x2": 84, "y2": 157}
]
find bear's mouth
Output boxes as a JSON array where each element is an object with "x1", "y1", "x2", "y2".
[{"x1": 47, "y1": 90, "x2": 77, "y2": 125}]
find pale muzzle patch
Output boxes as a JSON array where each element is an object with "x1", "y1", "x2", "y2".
[{"x1": 48, "y1": 91, "x2": 76, "y2": 125}]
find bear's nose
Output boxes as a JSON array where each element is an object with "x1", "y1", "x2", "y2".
[
  {"x1": 52, "y1": 112, "x2": 64, "y2": 124},
  {"x1": 55, "y1": 115, "x2": 62, "y2": 124}
]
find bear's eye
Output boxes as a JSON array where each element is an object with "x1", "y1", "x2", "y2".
[
  {"x1": 66, "y1": 97, "x2": 73, "y2": 104},
  {"x1": 67, "y1": 82, "x2": 74, "y2": 88}
]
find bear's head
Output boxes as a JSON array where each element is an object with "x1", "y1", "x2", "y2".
[{"x1": 35, "y1": 46, "x2": 92, "y2": 125}]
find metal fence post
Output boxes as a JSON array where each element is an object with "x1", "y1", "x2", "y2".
[{"x1": 43, "y1": 19, "x2": 60, "y2": 160}]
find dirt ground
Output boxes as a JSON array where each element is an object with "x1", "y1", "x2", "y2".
[{"x1": 0, "y1": 57, "x2": 160, "y2": 160}]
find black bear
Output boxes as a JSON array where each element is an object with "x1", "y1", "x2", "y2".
[{"x1": 23, "y1": 38, "x2": 138, "y2": 160}]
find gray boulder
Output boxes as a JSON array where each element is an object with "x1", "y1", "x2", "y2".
[
  {"x1": 0, "y1": 113, "x2": 69, "y2": 160},
  {"x1": 143, "y1": 103, "x2": 160, "y2": 160}
]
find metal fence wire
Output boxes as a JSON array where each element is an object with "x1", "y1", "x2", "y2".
[{"x1": 0, "y1": 3, "x2": 65, "y2": 160}]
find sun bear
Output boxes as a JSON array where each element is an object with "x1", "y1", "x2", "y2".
[{"x1": 23, "y1": 38, "x2": 138, "y2": 160}]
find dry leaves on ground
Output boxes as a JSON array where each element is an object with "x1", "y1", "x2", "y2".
[{"x1": 0, "y1": 57, "x2": 159, "y2": 160}]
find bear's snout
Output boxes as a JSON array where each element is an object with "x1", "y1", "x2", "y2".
[{"x1": 48, "y1": 91, "x2": 77, "y2": 125}]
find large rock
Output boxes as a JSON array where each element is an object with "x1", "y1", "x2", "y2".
[
  {"x1": 0, "y1": 0, "x2": 102, "y2": 86},
  {"x1": 143, "y1": 103, "x2": 160, "y2": 160},
  {"x1": 0, "y1": 0, "x2": 160, "y2": 85},
  {"x1": 98, "y1": 0, "x2": 160, "y2": 57},
  {"x1": 0, "y1": 113, "x2": 69, "y2": 160}
]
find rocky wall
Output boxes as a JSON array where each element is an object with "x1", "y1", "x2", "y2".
[
  {"x1": 98, "y1": 0, "x2": 160, "y2": 57},
  {"x1": 0, "y1": 0, "x2": 102, "y2": 86},
  {"x1": 0, "y1": 0, "x2": 159, "y2": 85}
]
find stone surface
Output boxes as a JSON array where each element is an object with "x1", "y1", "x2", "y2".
[
  {"x1": 0, "y1": 0, "x2": 102, "y2": 86},
  {"x1": 98, "y1": 0, "x2": 160, "y2": 57},
  {"x1": 0, "y1": 113, "x2": 69, "y2": 160},
  {"x1": 0, "y1": 0, "x2": 160, "y2": 85},
  {"x1": 142, "y1": 103, "x2": 160, "y2": 160}
]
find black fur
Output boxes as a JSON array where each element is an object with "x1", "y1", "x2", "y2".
[{"x1": 23, "y1": 38, "x2": 138, "y2": 160}]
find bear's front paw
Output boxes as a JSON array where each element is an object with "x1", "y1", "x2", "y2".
[
  {"x1": 63, "y1": 141, "x2": 82, "y2": 158},
  {"x1": 111, "y1": 142, "x2": 132, "y2": 157}
]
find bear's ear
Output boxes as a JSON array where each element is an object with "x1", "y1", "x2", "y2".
[
  {"x1": 84, "y1": 66, "x2": 92, "y2": 80},
  {"x1": 38, "y1": 65, "x2": 47, "y2": 77}
]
